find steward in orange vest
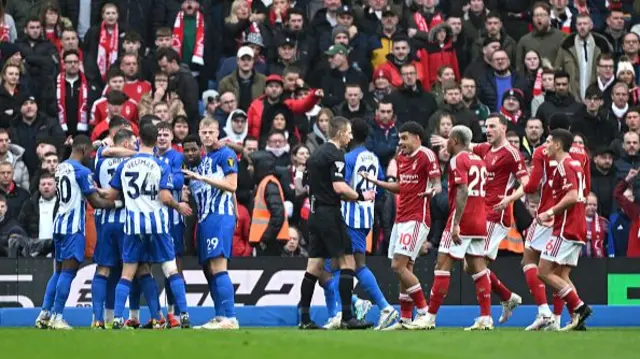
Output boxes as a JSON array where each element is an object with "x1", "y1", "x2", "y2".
[{"x1": 248, "y1": 152, "x2": 289, "y2": 255}]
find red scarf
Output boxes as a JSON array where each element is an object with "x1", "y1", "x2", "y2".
[
  {"x1": 551, "y1": 8, "x2": 572, "y2": 34},
  {"x1": 500, "y1": 108, "x2": 523, "y2": 124},
  {"x1": 56, "y1": 71, "x2": 88, "y2": 132},
  {"x1": 375, "y1": 116, "x2": 395, "y2": 135},
  {"x1": 573, "y1": 1, "x2": 590, "y2": 15},
  {"x1": 532, "y1": 68, "x2": 544, "y2": 97},
  {"x1": 172, "y1": 11, "x2": 205, "y2": 66},
  {"x1": 584, "y1": 216, "x2": 605, "y2": 258},
  {"x1": 0, "y1": 23, "x2": 10, "y2": 42},
  {"x1": 606, "y1": 0, "x2": 623, "y2": 11},
  {"x1": 97, "y1": 22, "x2": 118, "y2": 81},
  {"x1": 60, "y1": 48, "x2": 84, "y2": 72},
  {"x1": 46, "y1": 28, "x2": 62, "y2": 52},
  {"x1": 413, "y1": 11, "x2": 442, "y2": 92}
]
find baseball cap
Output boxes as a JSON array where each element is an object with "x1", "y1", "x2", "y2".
[
  {"x1": 325, "y1": 44, "x2": 349, "y2": 56},
  {"x1": 237, "y1": 46, "x2": 254, "y2": 59},
  {"x1": 265, "y1": 74, "x2": 283, "y2": 85},
  {"x1": 382, "y1": 5, "x2": 398, "y2": 17},
  {"x1": 230, "y1": 109, "x2": 248, "y2": 121},
  {"x1": 202, "y1": 89, "x2": 219, "y2": 104},
  {"x1": 277, "y1": 36, "x2": 295, "y2": 47},
  {"x1": 21, "y1": 95, "x2": 37, "y2": 105},
  {"x1": 337, "y1": 5, "x2": 354, "y2": 16}
]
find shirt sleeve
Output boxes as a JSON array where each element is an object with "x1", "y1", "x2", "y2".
[
  {"x1": 513, "y1": 151, "x2": 528, "y2": 179},
  {"x1": 159, "y1": 163, "x2": 174, "y2": 191},
  {"x1": 220, "y1": 148, "x2": 238, "y2": 176},
  {"x1": 171, "y1": 152, "x2": 185, "y2": 189},
  {"x1": 472, "y1": 142, "x2": 490, "y2": 158},
  {"x1": 452, "y1": 155, "x2": 469, "y2": 185},
  {"x1": 330, "y1": 150, "x2": 346, "y2": 183},
  {"x1": 109, "y1": 161, "x2": 125, "y2": 191},
  {"x1": 524, "y1": 148, "x2": 544, "y2": 194},
  {"x1": 425, "y1": 149, "x2": 441, "y2": 179},
  {"x1": 562, "y1": 162, "x2": 578, "y2": 193},
  {"x1": 76, "y1": 166, "x2": 97, "y2": 195}
]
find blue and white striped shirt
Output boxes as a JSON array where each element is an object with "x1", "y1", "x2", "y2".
[
  {"x1": 189, "y1": 146, "x2": 237, "y2": 221},
  {"x1": 54, "y1": 160, "x2": 96, "y2": 235},
  {"x1": 157, "y1": 148, "x2": 185, "y2": 226},
  {"x1": 110, "y1": 153, "x2": 172, "y2": 235},
  {"x1": 94, "y1": 146, "x2": 127, "y2": 225},
  {"x1": 341, "y1": 146, "x2": 384, "y2": 229}
]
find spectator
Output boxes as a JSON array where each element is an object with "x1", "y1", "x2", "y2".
[
  {"x1": 40, "y1": 2, "x2": 65, "y2": 52},
  {"x1": 83, "y1": 3, "x2": 128, "y2": 95},
  {"x1": 236, "y1": 136, "x2": 258, "y2": 208},
  {"x1": 121, "y1": 27, "x2": 143, "y2": 57},
  {"x1": 447, "y1": 15, "x2": 468, "y2": 72},
  {"x1": 90, "y1": 68, "x2": 138, "y2": 127},
  {"x1": 0, "y1": 2, "x2": 17, "y2": 43},
  {"x1": 141, "y1": 27, "x2": 173, "y2": 82},
  {"x1": 591, "y1": 146, "x2": 617, "y2": 219},
  {"x1": 500, "y1": 88, "x2": 528, "y2": 135},
  {"x1": 521, "y1": 50, "x2": 550, "y2": 98},
  {"x1": 549, "y1": 0, "x2": 575, "y2": 34},
  {"x1": 156, "y1": 47, "x2": 200, "y2": 129},
  {"x1": 0, "y1": 161, "x2": 30, "y2": 221},
  {"x1": 470, "y1": 12, "x2": 517, "y2": 63},
  {"x1": 370, "y1": 67, "x2": 393, "y2": 107},
  {"x1": 609, "y1": 81, "x2": 630, "y2": 133},
  {"x1": 90, "y1": 92, "x2": 140, "y2": 142},
  {"x1": 306, "y1": 107, "x2": 331, "y2": 154},
  {"x1": 429, "y1": 81, "x2": 483, "y2": 143},
  {"x1": 584, "y1": 195, "x2": 607, "y2": 258},
  {"x1": 612, "y1": 169, "x2": 640, "y2": 257},
  {"x1": 531, "y1": 68, "x2": 555, "y2": 116},
  {"x1": 58, "y1": 0, "x2": 102, "y2": 40},
  {"x1": 282, "y1": 226, "x2": 308, "y2": 257},
  {"x1": 219, "y1": 46, "x2": 267, "y2": 112},
  {"x1": 153, "y1": 101, "x2": 171, "y2": 123},
  {"x1": 8, "y1": 96, "x2": 64, "y2": 175},
  {"x1": 333, "y1": 83, "x2": 374, "y2": 121},
  {"x1": 0, "y1": 193, "x2": 26, "y2": 257},
  {"x1": 248, "y1": 150, "x2": 289, "y2": 256},
  {"x1": 536, "y1": 71, "x2": 581, "y2": 125},
  {"x1": 423, "y1": 24, "x2": 460, "y2": 89},
  {"x1": 109, "y1": 0, "x2": 155, "y2": 50},
  {"x1": 465, "y1": 37, "x2": 500, "y2": 84},
  {"x1": 217, "y1": 32, "x2": 268, "y2": 82},
  {"x1": 460, "y1": 77, "x2": 490, "y2": 137},
  {"x1": 118, "y1": 53, "x2": 152, "y2": 103},
  {"x1": 370, "y1": 2, "x2": 405, "y2": 71},
  {"x1": 365, "y1": 98, "x2": 398, "y2": 169},
  {"x1": 357, "y1": 1, "x2": 400, "y2": 36},
  {"x1": 29, "y1": 150, "x2": 58, "y2": 193},
  {"x1": 431, "y1": 65, "x2": 456, "y2": 108},
  {"x1": 478, "y1": 49, "x2": 529, "y2": 112},
  {"x1": 389, "y1": 63, "x2": 437, "y2": 128},
  {"x1": 314, "y1": 24, "x2": 370, "y2": 84},
  {"x1": 4, "y1": 0, "x2": 47, "y2": 32},
  {"x1": 57, "y1": 28, "x2": 83, "y2": 72},
  {"x1": 17, "y1": 172, "x2": 56, "y2": 257},
  {"x1": 515, "y1": 2, "x2": 566, "y2": 74},
  {"x1": 615, "y1": 131, "x2": 640, "y2": 192},
  {"x1": 507, "y1": 130, "x2": 521, "y2": 150},
  {"x1": 320, "y1": 43, "x2": 368, "y2": 108},
  {"x1": 220, "y1": 109, "x2": 248, "y2": 155},
  {"x1": 212, "y1": 91, "x2": 237, "y2": 126},
  {"x1": 595, "y1": 53, "x2": 616, "y2": 105},
  {"x1": 220, "y1": 0, "x2": 271, "y2": 60},
  {"x1": 232, "y1": 202, "x2": 252, "y2": 257},
  {"x1": 622, "y1": 32, "x2": 640, "y2": 78},
  {"x1": 461, "y1": 0, "x2": 489, "y2": 46},
  {"x1": 601, "y1": 9, "x2": 626, "y2": 58},
  {"x1": 521, "y1": 117, "x2": 545, "y2": 160},
  {"x1": 375, "y1": 35, "x2": 425, "y2": 92},
  {"x1": 54, "y1": 49, "x2": 89, "y2": 137},
  {"x1": 247, "y1": 74, "x2": 320, "y2": 139},
  {"x1": 171, "y1": 0, "x2": 208, "y2": 82},
  {"x1": 555, "y1": 14, "x2": 612, "y2": 101},
  {"x1": 572, "y1": 85, "x2": 619, "y2": 152},
  {"x1": 275, "y1": 7, "x2": 315, "y2": 75},
  {"x1": 171, "y1": 115, "x2": 189, "y2": 152},
  {"x1": 0, "y1": 128, "x2": 28, "y2": 190},
  {"x1": 263, "y1": 129, "x2": 291, "y2": 167},
  {"x1": 0, "y1": 63, "x2": 25, "y2": 129}
]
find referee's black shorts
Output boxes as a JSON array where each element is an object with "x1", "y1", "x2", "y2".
[{"x1": 307, "y1": 205, "x2": 352, "y2": 259}]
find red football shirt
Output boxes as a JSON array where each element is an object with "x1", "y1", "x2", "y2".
[
  {"x1": 445, "y1": 151, "x2": 487, "y2": 237},
  {"x1": 103, "y1": 80, "x2": 153, "y2": 104},
  {"x1": 90, "y1": 97, "x2": 139, "y2": 126},
  {"x1": 473, "y1": 142, "x2": 527, "y2": 227},
  {"x1": 396, "y1": 147, "x2": 441, "y2": 225},
  {"x1": 551, "y1": 155, "x2": 587, "y2": 243}
]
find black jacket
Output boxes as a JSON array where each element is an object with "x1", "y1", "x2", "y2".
[
  {"x1": 59, "y1": 0, "x2": 103, "y2": 32},
  {"x1": 0, "y1": 85, "x2": 23, "y2": 129},
  {"x1": 19, "y1": 192, "x2": 56, "y2": 239},
  {"x1": 153, "y1": 0, "x2": 187, "y2": 33},
  {"x1": 107, "y1": 0, "x2": 156, "y2": 48},
  {"x1": 389, "y1": 83, "x2": 438, "y2": 128},
  {"x1": 169, "y1": 65, "x2": 201, "y2": 131},
  {"x1": 428, "y1": 103, "x2": 483, "y2": 143},
  {"x1": 250, "y1": 151, "x2": 286, "y2": 256},
  {"x1": 332, "y1": 101, "x2": 374, "y2": 121},
  {"x1": 321, "y1": 66, "x2": 369, "y2": 108},
  {"x1": 590, "y1": 162, "x2": 617, "y2": 218},
  {"x1": 535, "y1": 92, "x2": 582, "y2": 127},
  {"x1": 477, "y1": 70, "x2": 530, "y2": 112},
  {"x1": 1, "y1": 182, "x2": 31, "y2": 221},
  {"x1": 8, "y1": 115, "x2": 66, "y2": 174},
  {"x1": 15, "y1": 37, "x2": 57, "y2": 102},
  {"x1": 571, "y1": 106, "x2": 619, "y2": 153}
]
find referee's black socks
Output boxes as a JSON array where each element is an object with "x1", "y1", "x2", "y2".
[
  {"x1": 340, "y1": 269, "x2": 356, "y2": 321},
  {"x1": 299, "y1": 272, "x2": 318, "y2": 324}
]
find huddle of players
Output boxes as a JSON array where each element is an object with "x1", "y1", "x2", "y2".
[
  {"x1": 303, "y1": 112, "x2": 591, "y2": 331},
  {"x1": 34, "y1": 115, "x2": 240, "y2": 330}
]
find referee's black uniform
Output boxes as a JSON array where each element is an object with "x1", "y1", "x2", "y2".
[
  {"x1": 298, "y1": 141, "x2": 371, "y2": 329},
  {"x1": 306, "y1": 142, "x2": 351, "y2": 258}
]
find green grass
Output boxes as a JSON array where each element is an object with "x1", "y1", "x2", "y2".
[{"x1": 1, "y1": 328, "x2": 638, "y2": 358}]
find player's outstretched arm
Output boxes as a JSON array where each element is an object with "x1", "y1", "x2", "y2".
[
  {"x1": 420, "y1": 177, "x2": 442, "y2": 197},
  {"x1": 333, "y1": 181, "x2": 374, "y2": 202},
  {"x1": 101, "y1": 147, "x2": 137, "y2": 158},
  {"x1": 182, "y1": 169, "x2": 238, "y2": 193},
  {"x1": 160, "y1": 189, "x2": 193, "y2": 216},
  {"x1": 361, "y1": 171, "x2": 400, "y2": 193},
  {"x1": 538, "y1": 189, "x2": 577, "y2": 223},
  {"x1": 494, "y1": 175, "x2": 530, "y2": 211},
  {"x1": 87, "y1": 192, "x2": 116, "y2": 209}
]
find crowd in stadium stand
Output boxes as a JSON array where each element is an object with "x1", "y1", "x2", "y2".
[{"x1": 0, "y1": 0, "x2": 639, "y2": 259}]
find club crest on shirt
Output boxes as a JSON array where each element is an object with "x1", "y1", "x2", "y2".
[
  {"x1": 412, "y1": 161, "x2": 417, "y2": 170},
  {"x1": 227, "y1": 157, "x2": 235, "y2": 167}
]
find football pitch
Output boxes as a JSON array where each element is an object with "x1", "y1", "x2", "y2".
[{"x1": 1, "y1": 328, "x2": 638, "y2": 359}]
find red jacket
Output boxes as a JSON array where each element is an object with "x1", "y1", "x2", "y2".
[
  {"x1": 423, "y1": 40, "x2": 460, "y2": 87},
  {"x1": 374, "y1": 56, "x2": 427, "y2": 90},
  {"x1": 248, "y1": 92, "x2": 319, "y2": 139},
  {"x1": 614, "y1": 180, "x2": 640, "y2": 257},
  {"x1": 232, "y1": 204, "x2": 252, "y2": 257},
  {"x1": 90, "y1": 97, "x2": 139, "y2": 126},
  {"x1": 102, "y1": 80, "x2": 152, "y2": 104}
]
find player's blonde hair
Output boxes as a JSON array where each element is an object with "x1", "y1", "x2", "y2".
[
  {"x1": 199, "y1": 117, "x2": 219, "y2": 130},
  {"x1": 450, "y1": 125, "x2": 472, "y2": 147}
]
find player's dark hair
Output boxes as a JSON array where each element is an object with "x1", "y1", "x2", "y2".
[
  {"x1": 554, "y1": 70, "x2": 570, "y2": 81},
  {"x1": 350, "y1": 118, "x2": 369, "y2": 144},
  {"x1": 72, "y1": 134, "x2": 92, "y2": 151},
  {"x1": 139, "y1": 114, "x2": 161, "y2": 127},
  {"x1": 139, "y1": 124, "x2": 158, "y2": 147},
  {"x1": 398, "y1": 121, "x2": 425, "y2": 141},
  {"x1": 113, "y1": 129, "x2": 134, "y2": 145},
  {"x1": 183, "y1": 134, "x2": 201, "y2": 146},
  {"x1": 548, "y1": 113, "x2": 571, "y2": 131},
  {"x1": 39, "y1": 172, "x2": 55, "y2": 181},
  {"x1": 243, "y1": 135, "x2": 258, "y2": 146},
  {"x1": 43, "y1": 151, "x2": 58, "y2": 158},
  {"x1": 328, "y1": 116, "x2": 350, "y2": 139},
  {"x1": 109, "y1": 115, "x2": 130, "y2": 130},
  {"x1": 487, "y1": 112, "x2": 508, "y2": 126},
  {"x1": 156, "y1": 47, "x2": 181, "y2": 64},
  {"x1": 549, "y1": 129, "x2": 573, "y2": 152},
  {"x1": 106, "y1": 90, "x2": 127, "y2": 106},
  {"x1": 156, "y1": 121, "x2": 172, "y2": 132}
]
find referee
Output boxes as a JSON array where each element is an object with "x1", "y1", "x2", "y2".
[{"x1": 298, "y1": 116, "x2": 374, "y2": 330}]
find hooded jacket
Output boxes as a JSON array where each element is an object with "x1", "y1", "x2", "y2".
[
  {"x1": 374, "y1": 52, "x2": 427, "y2": 91},
  {"x1": 220, "y1": 109, "x2": 248, "y2": 146},
  {"x1": 470, "y1": 27, "x2": 518, "y2": 62},
  {"x1": 1, "y1": 144, "x2": 29, "y2": 190},
  {"x1": 422, "y1": 23, "x2": 460, "y2": 88},
  {"x1": 249, "y1": 151, "x2": 286, "y2": 256},
  {"x1": 535, "y1": 91, "x2": 582, "y2": 126},
  {"x1": 247, "y1": 91, "x2": 319, "y2": 140},
  {"x1": 388, "y1": 82, "x2": 438, "y2": 128}
]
